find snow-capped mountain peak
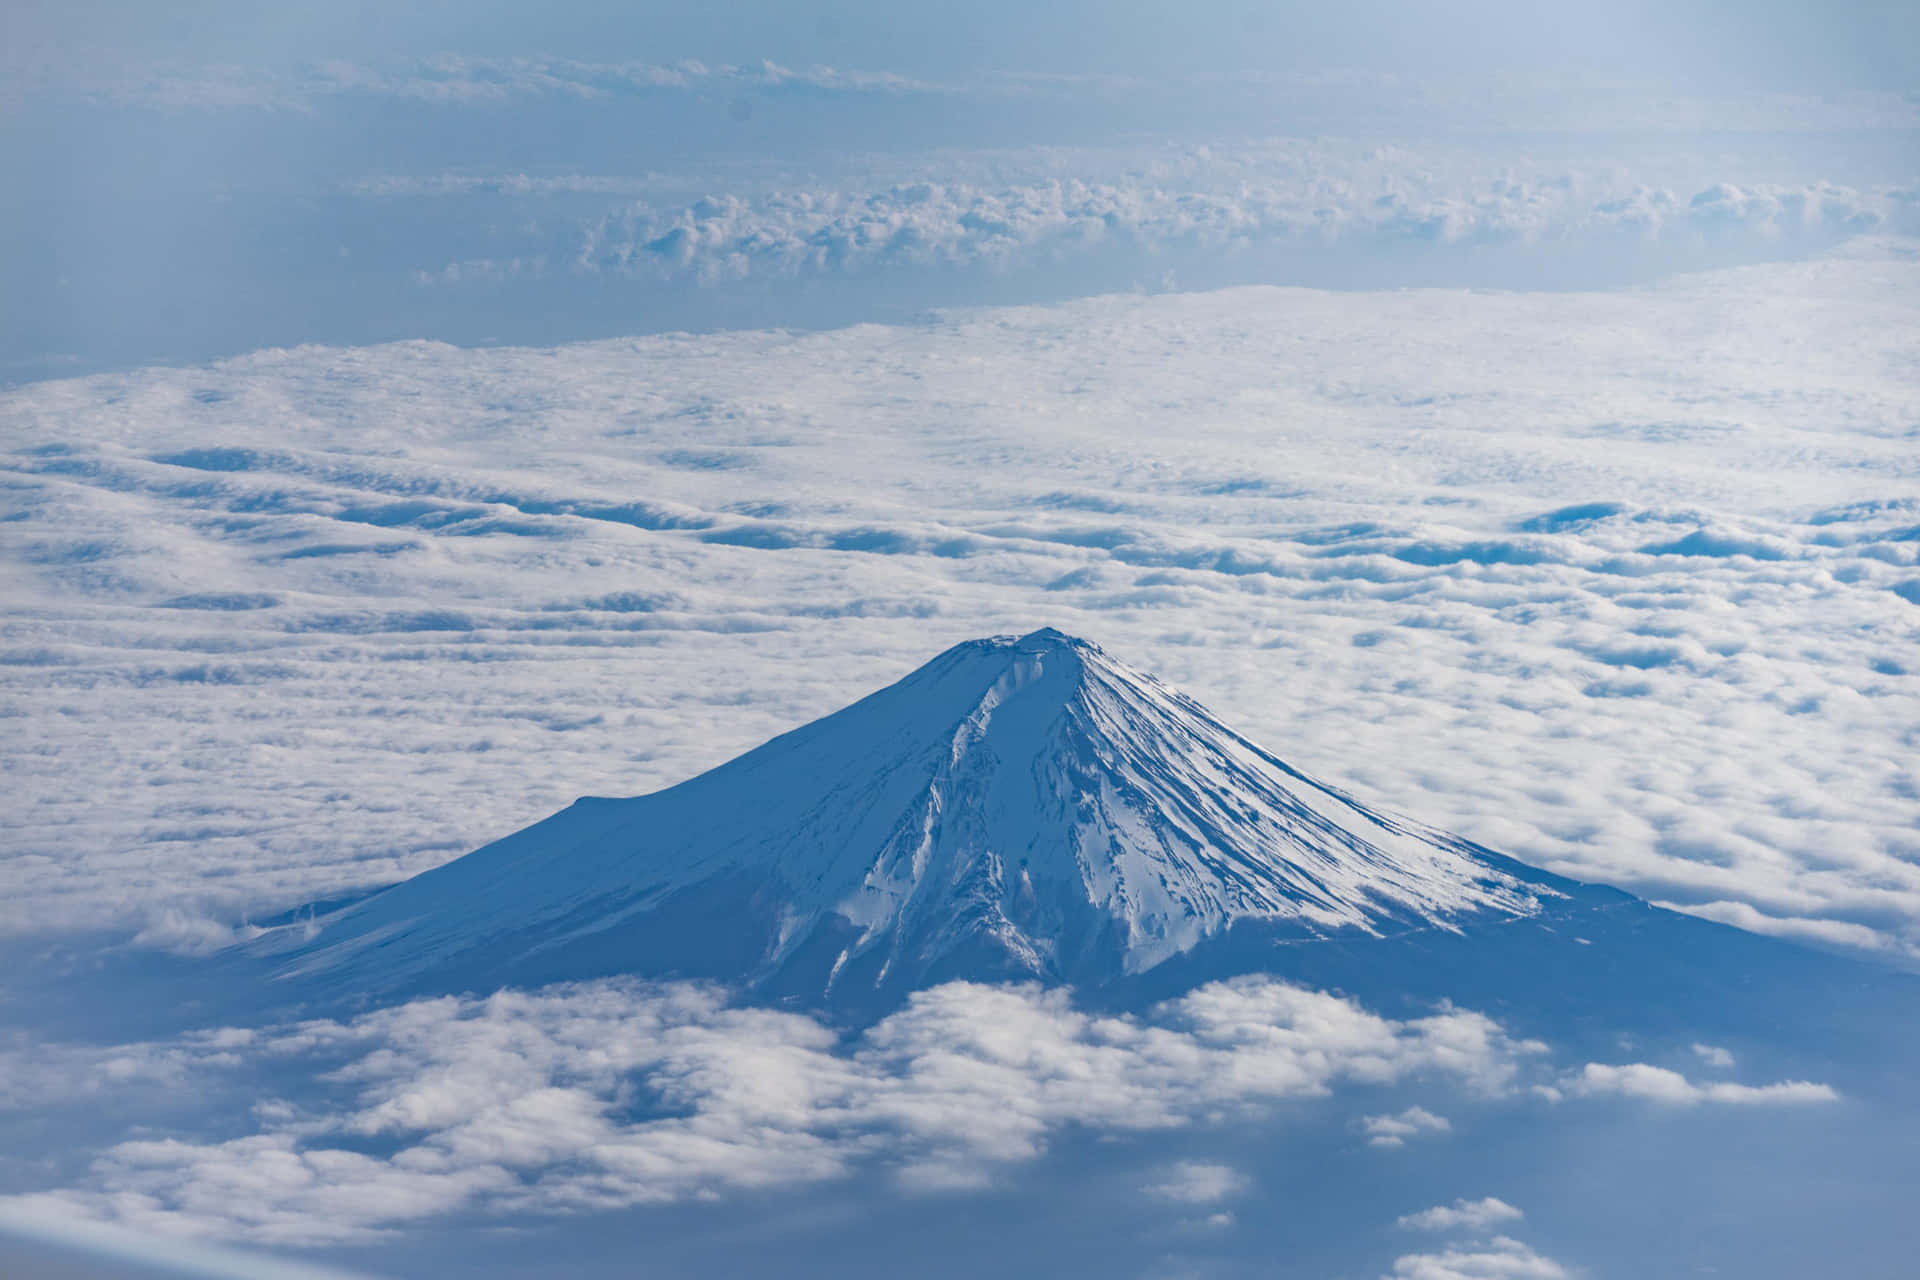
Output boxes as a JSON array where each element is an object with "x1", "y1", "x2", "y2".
[{"x1": 262, "y1": 629, "x2": 1563, "y2": 1002}]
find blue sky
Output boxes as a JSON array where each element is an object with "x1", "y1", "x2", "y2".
[
  {"x1": 11, "y1": 1, "x2": 1916, "y2": 86},
  {"x1": 5, "y1": 1, "x2": 1915, "y2": 382}
]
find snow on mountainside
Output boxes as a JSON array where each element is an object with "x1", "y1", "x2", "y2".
[{"x1": 259, "y1": 629, "x2": 1569, "y2": 1001}]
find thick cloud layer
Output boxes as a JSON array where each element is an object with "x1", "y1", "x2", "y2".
[{"x1": 2, "y1": 245, "x2": 1916, "y2": 961}]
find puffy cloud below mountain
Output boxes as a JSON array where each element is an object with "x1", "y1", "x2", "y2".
[
  {"x1": 2, "y1": 973, "x2": 1843, "y2": 1248},
  {"x1": 0, "y1": 977, "x2": 1541, "y2": 1244}
]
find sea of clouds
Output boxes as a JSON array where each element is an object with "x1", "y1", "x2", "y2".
[
  {"x1": 6, "y1": 6, "x2": 1918, "y2": 1274},
  {"x1": 4, "y1": 241, "x2": 1916, "y2": 964}
]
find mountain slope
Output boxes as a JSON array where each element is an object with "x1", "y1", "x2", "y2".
[{"x1": 257, "y1": 629, "x2": 1580, "y2": 1004}]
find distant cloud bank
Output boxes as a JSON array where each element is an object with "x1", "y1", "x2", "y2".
[{"x1": 567, "y1": 171, "x2": 1916, "y2": 286}]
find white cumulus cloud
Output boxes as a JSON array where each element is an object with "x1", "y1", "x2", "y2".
[
  {"x1": 1691, "y1": 1043, "x2": 1735, "y2": 1070},
  {"x1": 1363, "y1": 1105, "x2": 1454, "y2": 1148},
  {"x1": 1385, "y1": 1236, "x2": 1569, "y2": 1280},
  {"x1": 1569, "y1": 1063, "x2": 1837, "y2": 1106},
  {"x1": 1397, "y1": 1197, "x2": 1525, "y2": 1232},
  {"x1": 1144, "y1": 1161, "x2": 1248, "y2": 1205}
]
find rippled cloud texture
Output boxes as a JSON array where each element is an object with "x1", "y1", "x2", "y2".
[{"x1": 3, "y1": 245, "x2": 1917, "y2": 961}]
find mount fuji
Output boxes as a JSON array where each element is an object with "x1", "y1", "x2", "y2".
[
  {"x1": 223, "y1": 626, "x2": 1915, "y2": 1093},
  {"x1": 240, "y1": 626, "x2": 1901, "y2": 1045},
  {"x1": 15, "y1": 630, "x2": 1920, "y2": 1280},
  {"x1": 252, "y1": 629, "x2": 1572, "y2": 1002}
]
